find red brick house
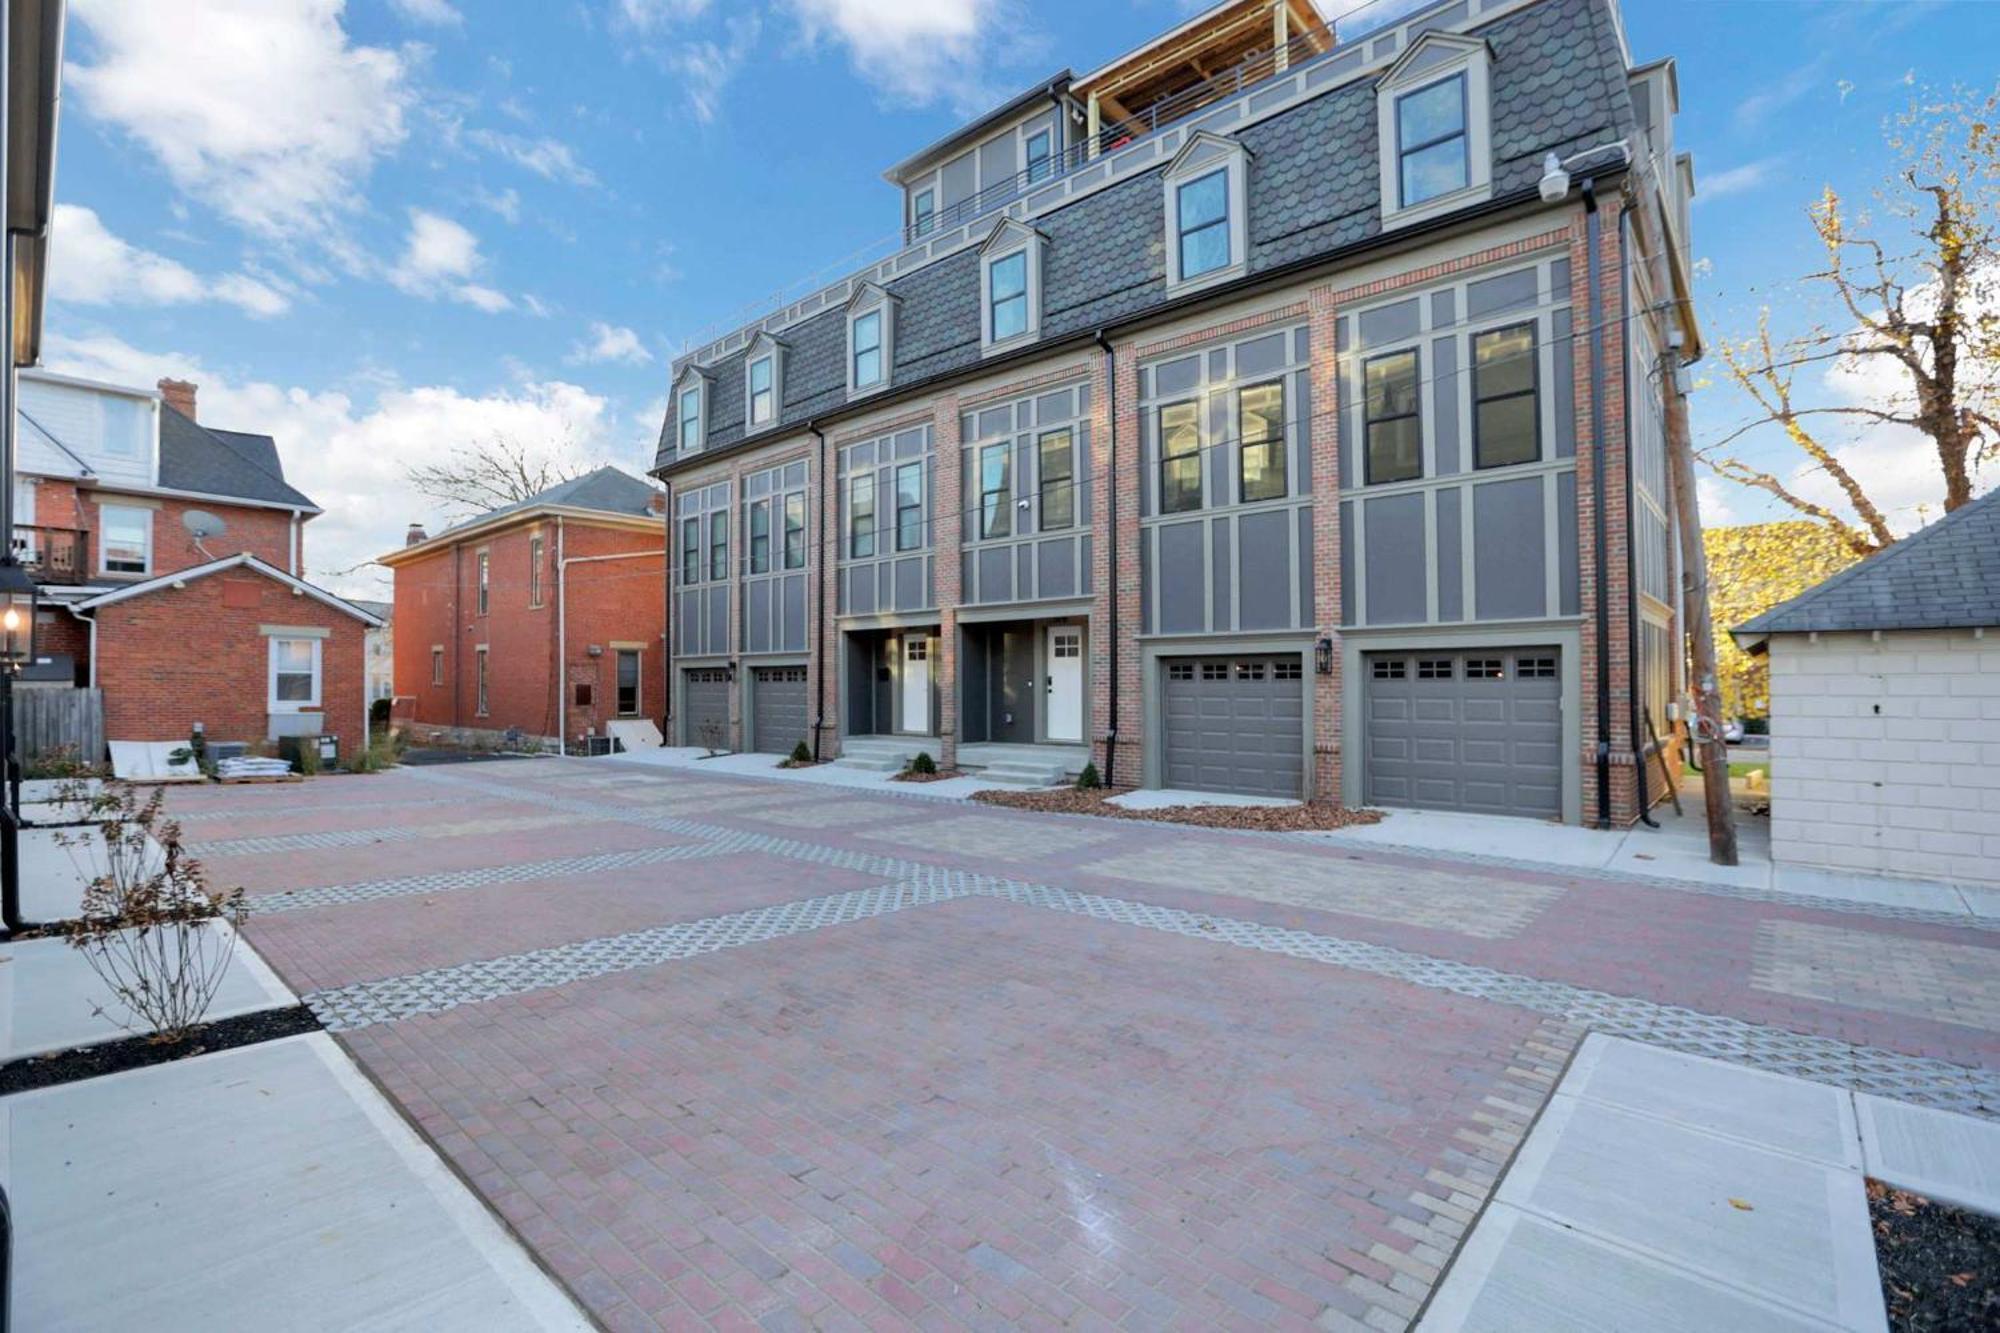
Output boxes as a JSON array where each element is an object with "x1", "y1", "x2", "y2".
[
  {"x1": 381, "y1": 467, "x2": 667, "y2": 751},
  {"x1": 15, "y1": 370, "x2": 378, "y2": 759}
]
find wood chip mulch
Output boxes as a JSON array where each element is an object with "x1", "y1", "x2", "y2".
[
  {"x1": 892, "y1": 768, "x2": 964, "y2": 783},
  {"x1": 971, "y1": 786, "x2": 1384, "y2": 831},
  {"x1": 1870, "y1": 1178, "x2": 2000, "y2": 1331},
  {"x1": 0, "y1": 1004, "x2": 323, "y2": 1096}
]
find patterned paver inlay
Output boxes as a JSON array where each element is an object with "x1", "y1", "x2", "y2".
[
  {"x1": 191, "y1": 811, "x2": 583, "y2": 857},
  {"x1": 862, "y1": 813, "x2": 1117, "y2": 860},
  {"x1": 1753, "y1": 919, "x2": 2000, "y2": 1033},
  {"x1": 1085, "y1": 841, "x2": 1564, "y2": 939},
  {"x1": 731, "y1": 797, "x2": 921, "y2": 830}
]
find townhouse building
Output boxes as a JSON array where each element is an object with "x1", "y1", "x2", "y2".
[{"x1": 654, "y1": 0, "x2": 1697, "y2": 824}]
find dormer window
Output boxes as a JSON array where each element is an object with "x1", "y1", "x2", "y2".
[
  {"x1": 1161, "y1": 132, "x2": 1249, "y2": 293},
  {"x1": 853, "y1": 312, "x2": 882, "y2": 387},
  {"x1": 676, "y1": 378, "x2": 705, "y2": 453},
  {"x1": 846, "y1": 285, "x2": 896, "y2": 398},
  {"x1": 1025, "y1": 128, "x2": 1053, "y2": 184},
  {"x1": 748, "y1": 358, "x2": 773, "y2": 425},
  {"x1": 742, "y1": 333, "x2": 785, "y2": 434},
  {"x1": 1376, "y1": 34, "x2": 1493, "y2": 229},
  {"x1": 978, "y1": 219, "x2": 1045, "y2": 354},
  {"x1": 912, "y1": 188, "x2": 935, "y2": 239}
]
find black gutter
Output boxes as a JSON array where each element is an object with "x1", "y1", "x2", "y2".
[
  {"x1": 1583, "y1": 177, "x2": 1612, "y2": 829},
  {"x1": 652, "y1": 173, "x2": 1631, "y2": 485},
  {"x1": 1619, "y1": 202, "x2": 1658, "y2": 829},
  {"x1": 1092, "y1": 330, "x2": 1118, "y2": 787},
  {"x1": 808, "y1": 422, "x2": 828, "y2": 761},
  {"x1": 660, "y1": 483, "x2": 673, "y2": 748}
]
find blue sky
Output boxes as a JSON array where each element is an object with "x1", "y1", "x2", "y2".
[{"x1": 39, "y1": 0, "x2": 2000, "y2": 596}]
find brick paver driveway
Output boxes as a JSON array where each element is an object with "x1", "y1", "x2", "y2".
[{"x1": 170, "y1": 759, "x2": 2000, "y2": 1331}]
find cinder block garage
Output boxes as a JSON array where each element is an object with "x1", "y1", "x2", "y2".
[{"x1": 1735, "y1": 489, "x2": 2000, "y2": 887}]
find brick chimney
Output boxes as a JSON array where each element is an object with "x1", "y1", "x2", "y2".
[
  {"x1": 646, "y1": 491, "x2": 667, "y2": 516},
  {"x1": 405, "y1": 522, "x2": 429, "y2": 547},
  {"x1": 158, "y1": 378, "x2": 198, "y2": 420}
]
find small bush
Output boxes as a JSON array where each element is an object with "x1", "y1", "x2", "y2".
[
  {"x1": 1075, "y1": 761, "x2": 1102, "y2": 790},
  {"x1": 293, "y1": 741, "x2": 323, "y2": 777},
  {"x1": 789, "y1": 740, "x2": 813, "y2": 764},
  {"x1": 24, "y1": 744, "x2": 107, "y2": 782},
  {"x1": 909, "y1": 751, "x2": 937, "y2": 775}
]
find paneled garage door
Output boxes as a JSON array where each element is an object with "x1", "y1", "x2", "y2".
[
  {"x1": 681, "y1": 668, "x2": 731, "y2": 750},
  {"x1": 1363, "y1": 648, "x2": 1561, "y2": 818},
  {"x1": 1161, "y1": 655, "x2": 1306, "y2": 799},
  {"x1": 750, "y1": 666, "x2": 809, "y2": 755}
]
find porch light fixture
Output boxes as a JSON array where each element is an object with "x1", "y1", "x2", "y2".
[
  {"x1": 1315, "y1": 636, "x2": 1333, "y2": 676},
  {"x1": 1537, "y1": 152, "x2": 1570, "y2": 203},
  {"x1": 0, "y1": 561, "x2": 37, "y2": 668}
]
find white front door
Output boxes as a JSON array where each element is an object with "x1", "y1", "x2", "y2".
[
  {"x1": 1046, "y1": 625, "x2": 1083, "y2": 742},
  {"x1": 900, "y1": 636, "x2": 930, "y2": 733}
]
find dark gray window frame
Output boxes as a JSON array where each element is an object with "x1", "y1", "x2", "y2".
[
  {"x1": 680, "y1": 517, "x2": 700, "y2": 585},
  {"x1": 476, "y1": 550, "x2": 489, "y2": 615},
  {"x1": 912, "y1": 188, "x2": 935, "y2": 237},
  {"x1": 1470, "y1": 320, "x2": 1541, "y2": 471},
  {"x1": 1037, "y1": 427, "x2": 1074, "y2": 530},
  {"x1": 852, "y1": 309, "x2": 884, "y2": 388},
  {"x1": 978, "y1": 441, "x2": 1011, "y2": 539},
  {"x1": 707, "y1": 510, "x2": 728, "y2": 582},
  {"x1": 1395, "y1": 73, "x2": 1469, "y2": 209},
  {"x1": 747, "y1": 355, "x2": 774, "y2": 426},
  {"x1": 894, "y1": 461, "x2": 924, "y2": 551},
  {"x1": 1237, "y1": 378, "x2": 1287, "y2": 503},
  {"x1": 987, "y1": 250, "x2": 1028, "y2": 343},
  {"x1": 1363, "y1": 347, "x2": 1423, "y2": 486},
  {"x1": 848, "y1": 472, "x2": 876, "y2": 559},
  {"x1": 782, "y1": 491, "x2": 806, "y2": 569},
  {"x1": 1158, "y1": 398, "x2": 1202, "y2": 514},
  {"x1": 1175, "y1": 168, "x2": 1231, "y2": 282},
  {"x1": 748, "y1": 497, "x2": 772, "y2": 574},
  {"x1": 1025, "y1": 128, "x2": 1053, "y2": 182}
]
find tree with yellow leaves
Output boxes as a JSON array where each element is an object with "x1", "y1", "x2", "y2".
[{"x1": 1704, "y1": 521, "x2": 1860, "y2": 718}]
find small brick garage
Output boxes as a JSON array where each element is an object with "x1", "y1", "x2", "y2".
[
  {"x1": 74, "y1": 553, "x2": 381, "y2": 761},
  {"x1": 1734, "y1": 488, "x2": 2000, "y2": 887}
]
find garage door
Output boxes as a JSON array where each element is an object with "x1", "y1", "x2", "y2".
[
  {"x1": 1364, "y1": 648, "x2": 1561, "y2": 818},
  {"x1": 1161, "y1": 655, "x2": 1306, "y2": 799},
  {"x1": 682, "y1": 668, "x2": 731, "y2": 749},
  {"x1": 750, "y1": 666, "x2": 808, "y2": 754}
]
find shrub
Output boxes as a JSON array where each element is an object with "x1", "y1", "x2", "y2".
[
  {"x1": 52, "y1": 781, "x2": 247, "y2": 1044},
  {"x1": 789, "y1": 740, "x2": 813, "y2": 764},
  {"x1": 293, "y1": 740, "x2": 322, "y2": 777},
  {"x1": 1075, "y1": 761, "x2": 1102, "y2": 790},
  {"x1": 696, "y1": 718, "x2": 727, "y2": 756},
  {"x1": 909, "y1": 751, "x2": 937, "y2": 775},
  {"x1": 23, "y1": 744, "x2": 106, "y2": 782},
  {"x1": 348, "y1": 737, "x2": 399, "y2": 774}
]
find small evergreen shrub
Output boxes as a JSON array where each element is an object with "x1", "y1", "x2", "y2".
[
  {"x1": 1075, "y1": 761, "x2": 1102, "y2": 790},
  {"x1": 909, "y1": 751, "x2": 938, "y2": 775},
  {"x1": 789, "y1": 740, "x2": 813, "y2": 764}
]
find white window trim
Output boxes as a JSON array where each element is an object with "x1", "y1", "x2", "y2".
[
  {"x1": 1161, "y1": 131, "x2": 1250, "y2": 296},
  {"x1": 1376, "y1": 34, "x2": 1494, "y2": 232},
  {"x1": 267, "y1": 636, "x2": 323, "y2": 713},
  {"x1": 978, "y1": 219, "x2": 1044, "y2": 356},
  {"x1": 910, "y1": 185, "x2": 937, "y2": 238},
  {"x1": 97, "y1": 502, "x2": 154, "y2": 576},
  {"x1": 674, "y1": 367, "x2": 710, "y2": 454},
  {"x1": 846, "y1": 284, "x2": 896, "y2": 400},
  {"x1": 742, "y1": 334, "x2": 785, "y2": 436}
]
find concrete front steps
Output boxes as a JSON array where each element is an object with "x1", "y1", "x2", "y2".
[
  {"x1": 957, "y1": 742, "x2": 1090, "y2": 788},
  {"x1": 831, "y1": 736, "x2": 940, "y2": 774}
]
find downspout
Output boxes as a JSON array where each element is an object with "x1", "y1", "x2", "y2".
[
  {"x1": 1583, "y1": 178, "x2": 1612, "y2": 829},
  {"x1": 659, "y1": 487, "x2": 671, "y2": 748},
  {"x1": 555, "y1": 517, "x2": 567, "y2": 755},
  {"x1": 451, "y1": 543, "x2": 462, "y2": 727},
  {"x1": 1092, "y1": 330, "x2": 1119, "y2": 786},
  {"x1": 1620, "y1": 202, "x2": 1657, "y2": 829},
  {"x1": 808, "y1": 423, "x2": 828, "y2": 761},
  {"x1": 288, "y1": 510, "x2": 300, "y2": 576}
]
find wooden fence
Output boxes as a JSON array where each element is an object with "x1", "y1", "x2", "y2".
[{"x1": 11, "y1": 686, "x2": 105, "y2": 766}]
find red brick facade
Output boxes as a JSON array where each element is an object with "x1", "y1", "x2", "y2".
[
  {"x1": 28, "y1": 477, "x2": 300, "y2": 580},
  {"x1": 390, "y1": 514, "x2": 667, "y2": 747}
]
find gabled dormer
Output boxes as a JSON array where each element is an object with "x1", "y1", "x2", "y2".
[
  {"x1": 845, "y1": 282, "x2": 896, "y2": 400},
  {"x1": 1162, "y1": 131, "x2": 1251, "y2": 293},
  {"x1": 1375, "y1": 31, "x2": 1494, "y2": 230},
  {"x1": 673, "y1": 364, "x2": 711, "y2": 454},
  {"x1": 742, "y1": 332, "x2": 787, "y2": 436},
  {"x1": 978, "y1": 218, "x2": 1046, "y2": 355}
]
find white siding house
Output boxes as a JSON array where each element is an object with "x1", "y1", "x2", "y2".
[{"x1": 1735, "y1": 489, "x2": 2000, "y2": 887}]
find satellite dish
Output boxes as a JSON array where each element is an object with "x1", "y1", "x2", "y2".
[{"x1": 182, "y1": 509, "x2": 227, "y2": 539}]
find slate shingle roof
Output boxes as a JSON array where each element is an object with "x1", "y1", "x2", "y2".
[
  {"x1": 158, "y1": 406, "x2": 318, "y2": 509},
  {"x1": 435, "y1": 465, "x2": 661, "y2": 540},
  {"x1": 1735, "y1": 487, "x2": 2000, "y2": 636}
]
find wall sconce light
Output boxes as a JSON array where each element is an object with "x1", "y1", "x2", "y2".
[
  {"x1": 1314, "y1": 636, "x2": 1333, "y2": 676},
  {"x1": 0, "y1": 561, "x2": 38, "y2": 668}
]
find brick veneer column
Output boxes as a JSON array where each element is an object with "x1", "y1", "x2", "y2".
[
  {"x1": 816, "y1": 439, "x2": 842, "y2": 759},
  {"x1": 1091, "y1": 342, "x2": 1144, "y2": 787},
  {"x1": 932, "y1": 396, "x2": 962, "y2": 769},
  {"x1": 1307, "y1": 283, "x2": 1344, "y2": 804}
]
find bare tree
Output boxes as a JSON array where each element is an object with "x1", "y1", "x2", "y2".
[
  {"x1": 406, "y1": 431, "x2": 593, "y2": 518},
  {"x1": 1706, "y1": 84, "x2": 2000, "y2": 555}
]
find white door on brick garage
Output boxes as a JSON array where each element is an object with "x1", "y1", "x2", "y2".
[
  {"x1": 900, "y1": 636, "x2": 930, "y2": 733},
  {"x1": 1046, "y1": 626, "x2": 1083, "y2": 742}
]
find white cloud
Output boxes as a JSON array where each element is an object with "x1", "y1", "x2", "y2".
[
  {"x1": 783, "y1": 0, "x2": 1019, "y2": 113},
  {"x1": 467, "y1": 129, "x2": 598, "y2": 186},
  {"x1": 388, "y1": 0, "x2": 462, "y2": 26},
  {"x1": 475, "y1": 186, "x2": 522, "y2": 223},
  {"x1": 1734, "y1": 59, "x2": 1827, "y2": 130},
  {"x1": 66, "y1": 0, "x2": 410, "y2": 243},
  {"x1": 615, "y1": 0, "x2": 714, "y2": 32},
  {"x1": 672, "y1": 16, "x2": 760, "y2": 124},
  {"x1": 570, "y1": 322, "x2": 653, "y2": 366},
  {"x1": 388, "y1": 208, "x2": 512, "y2": 311},
  {"x1": 50, "y1": 204, "x2": 291, "y2": 316},
  {"x1": 43, "y1": 332, "x2": 631, "y2": 599},
  {"x1": 1696, "y1": 158, "x2": 1781, "y2": 206},
  {"x1": 1695, "y1": 476, "x2": 1741, "y2": 527}
]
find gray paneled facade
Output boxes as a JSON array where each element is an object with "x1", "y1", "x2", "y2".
[
  {"x1": 958, "y1": 381, "x2": 1095, "y2": 607},
  {"x1": 740, "y1": 459, "x2": 812, "y2": 655},
  {"x1": 674, "y1": 481, "x2": 732, "y2": 659},
  {"x1": 836, "y1": 425, "x2": 936, "y2": 617}
]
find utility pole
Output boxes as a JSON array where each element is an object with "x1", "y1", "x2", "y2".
[{"x1": 1662, "y1": 342, "x2": 1739, "y2": 866}]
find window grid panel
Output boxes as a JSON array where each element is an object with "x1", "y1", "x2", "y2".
[
  {"x1": 1176, "y1": 170, "x2": 1231, "y2": 279},
  {"x1": 1472, "y1": 321, "x2": 1541, "y2": 470},
  {"x1": 1237, "y1": 379, "x2": 1287, "y2": 503},
  {"x1": 1159, "y1": 400, "x2": 1202, "y2": 514},
  {"x1": 979, "y1": 442, "x2": 1012, "y2": 540},
  {"x1": 1363, "y1": 349, "x2": 1422, "y2": 485},
  {"x1": 1396, "y1": 74, "x2": 1469, "y2": 207},
  {"x1": 1037, "y1": 428, "x2": 1075, "y2": 531}
]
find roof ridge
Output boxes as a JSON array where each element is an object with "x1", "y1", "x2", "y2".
[{"x1": 169, "y1": 404, "x2": 303, "y2": 498}]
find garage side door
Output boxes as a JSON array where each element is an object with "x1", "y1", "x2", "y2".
[
  {"x1": 682, "y1": 668, "x2": 731, "y2": 749},
  {"x1": 1161, "y1": 656, "x2": 1305, "y2": 799},
  {"x1": 750, "y1": 666, "x2": 808, "y2": 755},
  {"x1": 1364, "y1": 648, "x2": 1561, "y2": 818}
]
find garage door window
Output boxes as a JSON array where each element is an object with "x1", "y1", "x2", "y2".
[
  {"x1": 1235, "y1": 662, "x2": 1265, "y2": 680},
  {"x1": 1517, "y1": 655, "x2": 1557, "y2": 678},
  {"x1": 1466, "y1": 657, "x2": 1504, "y2": 679},
  {"x1": 1371, "y1": 659, "x2": 1406, "y2": 680},
  {"x1": 1274, "y1": 660, "x2": 1302, "y2": 681},
  {"x1": 1168, "y1": 662, "x2": 1194, "y2": 681},
  {"x1": 1418, "y1": 658, "x2": 1453, "y2": 679},
  {"x1": 1201, "y1": 661, "x2": 1227, "y2": 681}
]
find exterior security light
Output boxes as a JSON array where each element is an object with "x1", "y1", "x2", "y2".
[
  {"x1": 0, "y1": 561, "x2": 38, "y2": 668},
  {"x1": 1538, "y1": 152, "x2": 1571, "y2": 203},
  {"x1": 1315, "y1": 636, "x2": 1334, "y2": 676}
]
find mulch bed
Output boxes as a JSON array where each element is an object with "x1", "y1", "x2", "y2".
[
  {"x1": 893, "y1": 768, "x2": 964, "y2": 783},
  {"x1": 1871, "y1": 1178, "x2": 2000, "y2": 1330},
  {"x1": 972, "y1": 786, "x2": 1384, "y2": 832},
  {"x1": 0, "y1": 1004, "x2": 323, "y2": 1096}
]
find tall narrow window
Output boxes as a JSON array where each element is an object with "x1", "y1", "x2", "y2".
[
  {"x1": 988, "y1": 251, "x2": 1028, "y2": 343},
  {"x1": 1176, "y1": 170, "x2": 1230, "y2": 280},
  {"x1": 1397, "y1": 75, "x2": 1469, "y2": 207},
  {"x1": 681, "y1": 517, "x2": 700, "y2": 584},
  {"x1": 678, "y1": 384, "x2": 701, "y2": 450},
  {"x1": 708, "y1": 510, "x2": 728, "y2": 581},
  {"x1": 98, "y1": 505, "x2": 151, "y2": 575},
  {"x1": 1159, "y1": 400, "x2": 1202, "y2": 513},
  {"x1": 269, "y1": 637, "x2": 322, "y2": 711},
  {"x1": 1037, "y1": 429, "x2": 1074, "y2": 530},
  {"x1": 431, "y1": 646, "x2": 444, "y2": 686},
  {"x1": 1025, "y1": 128, "x2": 1052, "y2": 183},
  {"x1": 848, "y1": 473, "x2": 875, "y2": 558},
  {"x1": 894, "y1": 462, "x2": 923, "y2": 551},
  {"x1": 747, "y1": 356, "x2": 774, "y2": 426},
  {"x1": 476, "y1": 550, "x2": 490, "y2": 615},
  {"x1": 912, "y1": 188, "x2": 935, "y2": 237},
  {"x1": 978, "y1": 443, "x2": 1011, "y2": 539},
  {"x1": 474, "y1": 648, "x2": 489, "y2": 716},
  {"x1": 1364, "y1": 349, "x2": 1422, "y2": 484},
  {"x1": 1238, "y1": 380, "x2": 1287, "y2": 502},
  {"x1": 852, "y1": 311, "x2": 883, "y2": 389},
  {"x1": 616, "y1": 649, "x2": 640, "y2": 716},
  {"x1": 748, "y1": 499, "x2": 771, "y2": 574},
  {"x1": 783, "y1": 492, "x2": 806, "y2": 569},
  {"x1": 528, "y1": 534, "x2": 544, "y2": 607},
  {"x1": 1472, "y1": 323, "x2": 1540, "y2": 469}
]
